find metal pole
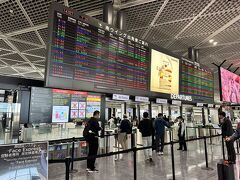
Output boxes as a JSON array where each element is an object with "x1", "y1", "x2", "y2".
[
  {"x1": 71, "y1": 137, "x2": 75, "y2": 170},
  {"x1": 65, "y1": 157, "x2": 71, "y2": 180},
  {"x1": 133, "y1": 147, "x2": 137, "y2": 180},
  {"x1": 202, "y1": 136, "x2": 213, "y2": 170},
  {"x1": 170, "y1": 141, "x2": 175, "y2": 180}
]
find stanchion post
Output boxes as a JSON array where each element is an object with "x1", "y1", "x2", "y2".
[
  {"x1": 133, "y1": 147, "x2": 137, "y2": 180},
  {"x1": 70, "y1": 137, "x2": 78, "y2": 173},
  {"x1": 222, "y1": 136, "x2": 225, "y2": 160},
  {"x1": 65, "y1": 156, "x2": 71, "y2": 180},
  {"x1": 202, "y1": 136, "x2": 213, "y2": 170},
  {"x1": 71, "y1": 137, "x2": 75, "y2": 170},
  {"x1": 170, "y1": 141, "x2": 175, "y2": 180},
  {"x1": 131, "y1": 132, "x2": 135, "y2": 148}
]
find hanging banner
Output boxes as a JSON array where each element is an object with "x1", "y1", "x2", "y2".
[
  {"x1": 135, "y1": 96, "x2": 149, "y2": 103},
  {"x1": 112, "y1": 94, "x2": 129, "y2": 101},
  {"x1": 156, "y1": 98, "x2": 168, "y2": 104}
]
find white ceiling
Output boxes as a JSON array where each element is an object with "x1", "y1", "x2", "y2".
[{"x1": 0, "y1": 0, "x2": 239, "y2": 80}]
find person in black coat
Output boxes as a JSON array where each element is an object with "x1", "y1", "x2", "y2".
[
  {"x1": 138, "y1": 112, "x2": 153, "y2": 162},
  {"x1": 85, "y1": 110, "x2": 102, "y2": 172},
  {"x1": 219, "y1": 112, "x2": 236, "y2": 164}
]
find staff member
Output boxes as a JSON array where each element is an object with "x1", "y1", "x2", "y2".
[
  {"x1": 84, "y1": 110, "x2": 102, "y2": 172},
  {"x1": 220, "y1": 112, "x2": 236, "y2": 164}
]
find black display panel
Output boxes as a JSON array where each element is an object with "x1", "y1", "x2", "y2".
[
  {"x1": 180, "y1": 58, "x2": 214, "y2": 103},
  {"x1": 45, "y1": 3, "x2": 150, "y2": 95},
  {"x1": 29, "y1": 87, "x2": 101, "y2": 123}
]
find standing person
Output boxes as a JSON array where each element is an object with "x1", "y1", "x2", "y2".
[
  {"x1": 138, "y1": 112, "x2": 153, "y2": 162},
  {"x1": 154, "y1": 113, "x2": 171, "y2": 155},
  {"x1": 219, "y1": 112, "x2": 236, "y2": 164},
  {"x1": 177, "y1": 116, "x2": 187, "y2": 151},
  {"x1": 119, "y1": 114, "x2": 132, "y2": 150},
  {"x1": 83, "y1": 110, "x2": 102, "y2": 172},
  {"x1": 108, "y1": 114, "x2": 117, "y2": 129}
]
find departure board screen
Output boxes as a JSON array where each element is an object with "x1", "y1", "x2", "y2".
[
  {"x1": 180, "y1": 59, "x2": 214, "y2": 103},
  {"x1": 45, "y1": 3, "x2": 150, "y2": 94}
]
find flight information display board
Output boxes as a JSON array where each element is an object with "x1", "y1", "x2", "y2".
[
  {"x1": 45, "y1": 3, "x2": 150, "y2": 95},
  {"x1": 180, "y1": 59, "x2": 214, "y2": 103}
]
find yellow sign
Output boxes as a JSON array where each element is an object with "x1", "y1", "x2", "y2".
[{"x1": 150, "y1": 49, "x2": 179, "y2": 94}]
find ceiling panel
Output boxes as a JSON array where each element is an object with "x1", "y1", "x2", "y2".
[
  {"x1": 155, "y1": 0, "x2": 211, "y2": 24},
  {"x1": 128, "y1": 27, "x2": 148, "y2": 39},
  {"x1": 69, "y1": 0, "x2": 110, "y2": 13},
  {"x1": 0, "y1": 40, "x2": 14, "y2": 51},
  {"x1": 24, "y1": 54, "x2": 45, "y2": 63},
  {"x1": 146, "y1": 20, "x2": 191, "y2": 43},
  {"x1": 9, "y1": 40, "x2": 38, "y2": 52},
  {"x1": 25, "y1": 48, "x2": 46, "y2": 57},
  {"x1": 38, "y1": 28, "x2": 48, "y2": 44},
  {"x1": 0, "y1": 67, "x2": 19, "y2": 75},
  {"x1": 0, "y1": 50, "x2": 13, "y2": 56},
  {"x1": 203, "y1": 0, "x2": 240, "y2": 15},
  {"x1": 12, "y1": 31, "x2": 42, "y2": 45},
  {"x1": 23, "y1": 72, "x2": 43, "y2": 79},
  {"x1": 0, "y1": 0, "x2": 31, "y2": 33},
  {"x1": 0, "y1": 59, "x2": 23, "y2": 66},
  {"x1": 20, "y1": 0, "x2": 64, "y2": 25},
  {"x1": 1, "y1": 53, "x2": 25, "y2": 62},
  {"x1": 181, "y1": 11, "x2": 240, "y2": 37},
  {"x1": 124, "y1": 0, "x2": 164, "y2": 30}
]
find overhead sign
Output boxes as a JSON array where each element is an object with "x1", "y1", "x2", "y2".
[
  {"x1": 197, "y1": 103, "x2": 204, "y2": 107},
  {"x1": 208, "y1": 104, "x2": 214, "y2": 108},
  {"x1": 156, "y1": 98, "x2": 168, "y2": 104},
  {"x1": 0, "y1": 142, "x2": 48, "y2": 180},
  {"x1": 172, "y1": 100, "x2": 181, "y2": 106},
  {"x1": 135, "y1": 96, "x2": 149, "y2": 103},
  {"x1": 112, "y1": 94, "x2": 129, "y2": 101},
  {"x1": 171, "y1": 94, "x2": 192, "y2": 102}
]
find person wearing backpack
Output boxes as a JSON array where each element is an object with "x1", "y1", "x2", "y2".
[
  {"x1": 118, "y1": 114, "x2": 132, "y2": 150},
  {"x1": 83, "y1": 110, "x2": 102, "y2": 173}
]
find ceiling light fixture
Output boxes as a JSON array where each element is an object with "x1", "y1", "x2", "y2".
[
  {"x1": 213, "y1": 42, "x2": 218, "y2": 46},
  {"x1": 209, "y1": 39, "x2": 214, "y2": 43}
]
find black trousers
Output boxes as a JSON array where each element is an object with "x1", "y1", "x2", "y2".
[
  {"x1": 87, "y1": 137, "x2": 99, "y2": 170},
  {"x1": 225, "y1": 140, "x2": 236, "y2": 162},
  {"x1": 178, "y1": 135, "x2": 187, "y2": 150},
  {"x1": 156, "y1": 134, "x2": 165, "y2": 152}
]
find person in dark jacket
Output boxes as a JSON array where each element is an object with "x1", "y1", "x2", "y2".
[
  {"x1": 220, "y1": 112, "x2": 236, "y2": 164},
  {"x1": 154, "y1": 113, "x2": 171, "y2": 155},
  {"x1": 86, "y1": 110, "x2": 102, "y2": 172},
  {"x1": 177, "y1": 116, "x2": 187, "y2": 151},
  {"x1": 138, "y1": 112, "x2": 153, "y2": 162},
  {"x1": 119, "y1": 115, "x2": 132, "y2": 150}
]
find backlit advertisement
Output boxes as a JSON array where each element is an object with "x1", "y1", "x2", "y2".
[
  {"x1": 150, "y1": 49, "x2": 179, "y2": 94},
  {"x1": 220, "y1": 67, "x2": 240, "y2": 103}
]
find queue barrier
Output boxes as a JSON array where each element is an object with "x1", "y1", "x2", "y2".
[{"x1": 49, "y1": 133, "x2": 223, "y2": 180}]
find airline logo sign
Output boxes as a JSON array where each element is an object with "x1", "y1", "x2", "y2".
[
  {"x1": 156, "y1": 98, "x2": 168, "y2": 104},
  {"x1": 113, "y1": 94, "x2": 129, "y2": 101},
  {"x1": 171, "y1": 94, "x2": 192, "y2": 102},
  {"x1": 135, "y1": 96, "x2": 149, "y2": 103}
]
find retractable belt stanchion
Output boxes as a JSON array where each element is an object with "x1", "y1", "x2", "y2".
[
  {"x1": 70, "y1": 137, "x2": 78, "y2": 173},
  {"x1": 65, "y1": 156, "x2": 71, "y2": 180},
  {"x1": 201, "y1": 136, "x2": 213, "y2": 170},
  {"x1": 133, "y1": 147, "x2": 137, "y2": 180},
  {"x1": 170, "y1": 141, "x2": 175, "y2": 180}
]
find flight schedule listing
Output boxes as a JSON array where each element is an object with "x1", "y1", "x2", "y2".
[
  {"x1": 50, "y1": 11, "x2": 150, "y2": 91},
  {"x1": 180, "y1": 59, "x2": 214, "y2": 101}
]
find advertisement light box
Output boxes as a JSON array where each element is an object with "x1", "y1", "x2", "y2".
[{"x1": 150, "y1": 49, "x2": 179, "y2": 94}]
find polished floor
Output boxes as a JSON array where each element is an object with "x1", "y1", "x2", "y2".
[{"x1": 48, "y1": 136, "x2": 239, "y2": 180}]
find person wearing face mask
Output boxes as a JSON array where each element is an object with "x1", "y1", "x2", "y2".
[{"x1": 219, "y1": 111, "x2": 236, "y2": 164}]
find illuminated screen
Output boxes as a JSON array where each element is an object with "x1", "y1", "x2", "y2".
[
  {"x1": 220, "y1": 67, "x2": 240, "y2": 103},
  {"x1": 52, "y1": 89, "x2": 101, "y2": 122},
  {"x1": 150, "y1": 49, "x2": 179, "y2": 94},
  {"x1": 180, "y1": 59, "x2": 214, "y2": 103},
  {"x1": 45, "y1": 3, "x2": 150, "y2": 94}
]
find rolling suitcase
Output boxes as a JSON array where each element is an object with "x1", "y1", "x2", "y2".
[{"x1": 217, "y1": 160, "x2": 235, "y2": 180}]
